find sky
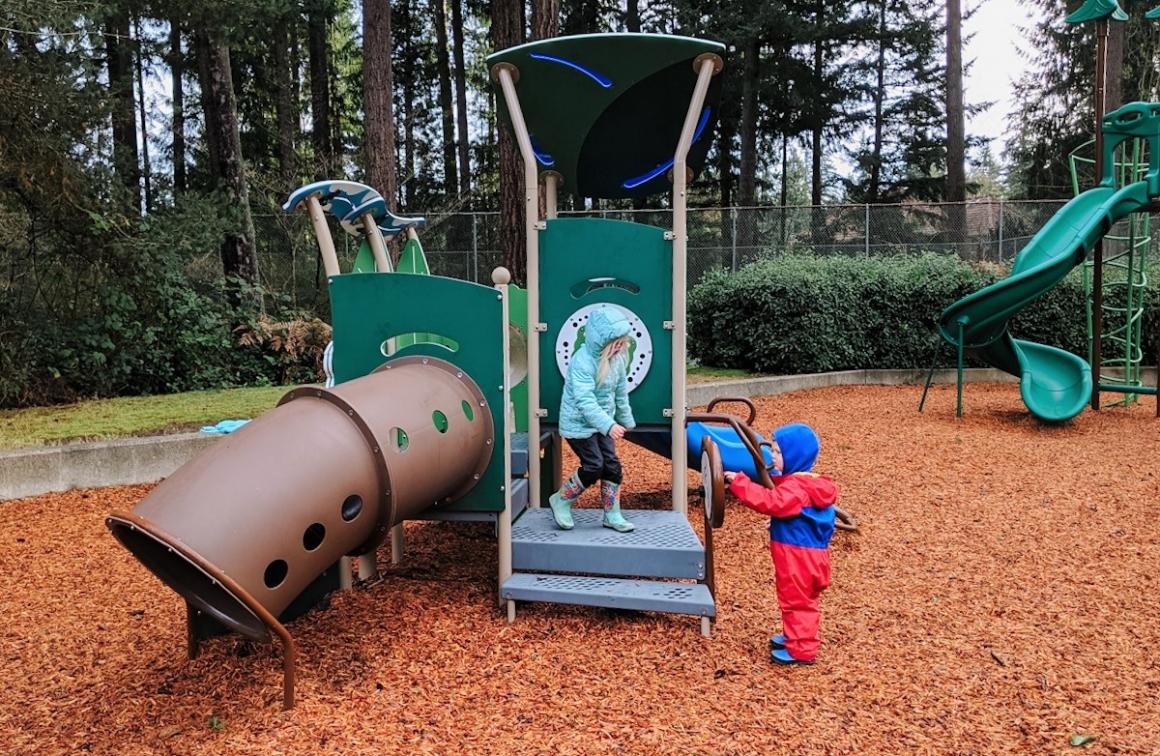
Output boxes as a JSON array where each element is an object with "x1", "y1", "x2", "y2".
[{"x1": 963, "y1": 0, "x2": 1041, "y2": 157}]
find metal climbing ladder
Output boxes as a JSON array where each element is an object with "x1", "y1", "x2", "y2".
[{"x1": 1070, "y1": 137, "x2": 1151, "y2": 406}]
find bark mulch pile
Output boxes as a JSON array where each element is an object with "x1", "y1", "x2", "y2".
[{"x1": 1, "y1": 383, "x2": 1158, "y2": 754}]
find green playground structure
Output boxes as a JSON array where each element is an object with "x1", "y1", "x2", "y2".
[
  {"x1": 104, "y1": 33, "x2": 751, "y2": 710},
  {"x1": 928, "y1": 102, "x2": 1160, "y2": 422}
]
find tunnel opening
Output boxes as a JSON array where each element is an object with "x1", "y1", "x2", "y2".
[{"x1": 107, "y1": 516, "x2": 270, "y2": 641}]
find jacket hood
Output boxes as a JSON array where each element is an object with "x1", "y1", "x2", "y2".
[
  {"x1": 584, "y1": 306, "x2": 632, "y2": 355},
  {"x1": 773, "y1": 423, "x2": 820, "y2": 474}
]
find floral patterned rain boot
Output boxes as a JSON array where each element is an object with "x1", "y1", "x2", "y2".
[
  {"x1": 548, "y1": 471, "x2": 584, "y2": 530},
  {"x1": 600, "y1": 481, "x2": 634, "y2": 533}
]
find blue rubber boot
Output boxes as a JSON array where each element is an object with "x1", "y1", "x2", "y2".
[
  {"x1": 600, "y1": 481, "x2": 634, "y2": 533},
  {"x1": 548, "y1": 472, "x2": 584, "y2": 530},
  {"x1": 771, "y1": 647, "x2": 815, "y2": 666},
  {"x1": 769, "y1": 634, "x2": 786, "y2": 651}
]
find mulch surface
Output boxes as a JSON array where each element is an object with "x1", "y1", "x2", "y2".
[{"x1": 2, "y1": 383, "x2": 1158, "y2": 754}]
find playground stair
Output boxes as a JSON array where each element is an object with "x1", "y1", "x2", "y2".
[{"x1": 502, "y1": 508, "x2": 715, "y2": 625}]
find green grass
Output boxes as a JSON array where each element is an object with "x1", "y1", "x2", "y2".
[
  {"x1": 0, "y1": 385, "x2": 290, "y2": 449},
  {"x1": 687, "y1": 365, "x2": 763, "y2": 384},
  {"x1": 1, "y1": 365, "x2": 765, "y2": 449}
]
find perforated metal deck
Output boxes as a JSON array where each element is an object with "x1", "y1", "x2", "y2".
[
  {"x1": 511, "y1": 508, "x2": 704, "y2": 579},
  {"x1": 502, "y1": 573, "x2": 714, "y2": 617}
]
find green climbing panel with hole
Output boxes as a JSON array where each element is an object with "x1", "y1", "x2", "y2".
[
  {"x1": 329, "y1": 272, "x2": 508, "y2": 512},
  {"x1": 538, "y1": 217, "x2": 672, "y2": 426}
]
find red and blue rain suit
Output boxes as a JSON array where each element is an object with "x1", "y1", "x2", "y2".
[{"x1": 728, "y1": 471, "x2": 839, "y2": 661}]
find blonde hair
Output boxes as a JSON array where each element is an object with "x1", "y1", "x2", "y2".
[{"x1": 596, "y1": 336, "x2": 630, "y2": 384}]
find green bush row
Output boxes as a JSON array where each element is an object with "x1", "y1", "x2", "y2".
[{"x1": 688, "y1": 253, "x2": 1160, "y2": 374}]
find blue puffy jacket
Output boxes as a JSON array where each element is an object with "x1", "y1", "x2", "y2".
[{"x1": 559, "y1": 306, "x2": 636, "y2": 439}]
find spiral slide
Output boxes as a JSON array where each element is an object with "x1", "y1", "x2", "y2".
[{"x1": 941, "y1": 180, "x2": 1156, "y2": 421}]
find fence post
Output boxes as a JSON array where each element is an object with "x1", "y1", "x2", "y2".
[
  {"x1": 471, "y1": 213, "x2": 479, "y2": 283},
  {"x1": 731, "y1": 207, "x2": 738, "y2": 272},
  {"x1": 997, "y1": 201, "x2": 1004, "y2": 263},
  {"x1": 864, "y1": 203, "x2": 870, "y2": 255}
]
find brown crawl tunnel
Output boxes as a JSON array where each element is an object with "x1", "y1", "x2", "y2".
[{"x1": 107, "y1": 357, "x2": 494, "y2": 640}]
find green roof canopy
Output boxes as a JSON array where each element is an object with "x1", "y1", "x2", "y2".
[{"x1": 487, "y1": 33, "x2": 725, "y2": 200}]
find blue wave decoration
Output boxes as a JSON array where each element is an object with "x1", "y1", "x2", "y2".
[
  {"x1": 622, "y1": 107, "x2": 712, "y2": 190},
  {"x1": 529, "y1": 52, "x2": 613, "y2": 88}
]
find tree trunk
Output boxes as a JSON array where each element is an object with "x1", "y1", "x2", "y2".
[
  {"x1": 945, "y1": 0, "x2": 966, "y2": 242},
  {"x1": 169, "y1": 17, "x2": 186, "y2": 195},
  {"x1": 738, "y1": 37, "x2": 759, "y2": 252},
  {"x1": 433, "y1": 0, "x2": 458, "y2": 195},
  {"x1": 451, "y1": 0, "x2": 471, "y2": 198},
  {"x1": 196, "y1": 32, "x2": 259, "y2": 305},
  {"x1": 868, "y1": 0, "x2": 887, "y2": 204},
  {"x1": 272, "y1": 17, "x2": 298, "y2": 188},
  {"x1": 134, "y1": 18, "x2": 153, "y2": 213},
  {"x1": 364, "y1": 0, "x2": 399, "y2": 204},
  {"x1": 810, "y1": 1, "x2": 824, "y2": 244},
  {"x1": 492, "y1": 0, "x2": 525, "y2": 284},
  {"x1": 532, "y1": 0, "x2": 559, "y2": 40},
  {"x1": 307, "y1": 0, "x2": 332, "y2": 178},
  {"x1": 401, "y1": 0, "x2": 415, "y2": 206},
  {"x1": 1106, "y1": 18, "x2": 1123, "y2": 111},
  {"x1": 625, "y1": 0, "x2": 640, "y2": 32},
  {"x1": 738, "y1": 38, "x2": 759, "y2": 207},
  {"x1": 532, "y1": 0, "x2": 558, "y2": 218},
  {"x1": 105, "y1": 10, "x2": 141, "y2": 211}
]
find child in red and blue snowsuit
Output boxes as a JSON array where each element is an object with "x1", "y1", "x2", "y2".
[{"x1": 724, "y1": 423, "x2": 837, "y2": 665}]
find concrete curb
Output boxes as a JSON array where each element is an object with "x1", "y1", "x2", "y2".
[
  {"x1": 0, "y1": 433, "x2": 220, "y2": 501},
  {"x1": 4, "y1": 366, "x2": 1155, "y2": 500}
]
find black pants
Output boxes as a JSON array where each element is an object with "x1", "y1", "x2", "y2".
[{"x1": 566, "y1": 434, "x2": 622, "y2": 487}]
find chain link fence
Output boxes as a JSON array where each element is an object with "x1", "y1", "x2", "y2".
[{"x1": 252, "y1": 200, "x2": 1098, "y2": 308}]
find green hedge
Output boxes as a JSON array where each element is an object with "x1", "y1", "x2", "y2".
[{"x1": 688, "y1": 253, "x2": 1160, "y2": 374}]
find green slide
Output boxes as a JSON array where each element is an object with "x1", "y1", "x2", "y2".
[{"x1": 940, "y1": 102, "x2": 1160, "y2": 421}]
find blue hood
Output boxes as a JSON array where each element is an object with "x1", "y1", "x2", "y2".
[
  {"x1": 773, "y1": 423, "x2": 819, "y2": 474},
  {"x1": 584, "y1": 306, "x2": 632, "y2": 356}
]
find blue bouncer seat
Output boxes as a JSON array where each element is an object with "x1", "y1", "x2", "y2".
[{"x1": 685, "y1": 422, "x2": 772, "y2": 478}]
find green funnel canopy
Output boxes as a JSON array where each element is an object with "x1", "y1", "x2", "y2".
[
  {"x1": 487, "y1": 33, "x2": 724, "y2": 200},
  {"x1": 1066, "y1": 0, "x2": 1128, "y2": 23},
  {"x1": 1147, "y1": 4, "x2": 1160, "y2": 19}
]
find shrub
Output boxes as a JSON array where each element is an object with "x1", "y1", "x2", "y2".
[{"x1": 689, "y1": 253, "x2": 1159, "y2": 374}]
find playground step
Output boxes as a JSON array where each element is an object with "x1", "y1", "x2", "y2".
[
  {"x1": 413, "y1": 477, "x2": 528, "y2": 522},
  {"x1": 511, "y1": 433, "x2": 528, "y2": 476},
  {"x1": 502, "y1": 573, "x2": 714, "y2": 617},
  {"x1": 511, "y1": 508, "x2": 705, "y2": 579}
]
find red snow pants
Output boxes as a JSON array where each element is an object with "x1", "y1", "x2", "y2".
[{"x1": 771, "y1": 541, "x2": 831, "y2": 661}]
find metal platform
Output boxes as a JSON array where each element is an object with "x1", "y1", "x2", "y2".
[
  {"x1": 512, "y1": 508, "x2": 704, "y2": 579},
  {"x1": 502, "y1": 573, "x2": 714, "y2": 617},
  {"x1": 412, "y1": 478, "x2": 528, "y2": 523}
]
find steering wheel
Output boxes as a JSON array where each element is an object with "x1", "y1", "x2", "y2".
[{"x1": 700, "y1": 436, "x2": 726, "y2": 529}]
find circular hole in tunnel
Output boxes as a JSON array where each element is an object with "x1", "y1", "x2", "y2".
[
  {"x1": 264, "y1": 559, "x2": 288, "y2": 589},
  {"x1": 433, "y1": 410, "x2": 448, "y2": 433},
  {"x1": 461, "y1": 400, "x2": 474, "y2": 422},
  {"x1": 302, "y1": 523, "x2": 326, "y2": 551},
  {"x1": 341, "y1": 494, "x2": 364, "y2": 522}
]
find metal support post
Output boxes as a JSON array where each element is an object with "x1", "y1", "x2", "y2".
[
  {"x1": 305, "y1": 195, "x2": 341, "y2": 277},
  {"x1": 730, "y1": 207, "x2": 738, "y2": 271},
  {"x1": 493, "y1": 62, "x2": 542, "y2": 508},
  {"x1": 997, "y1": 201, "x2": 1004, "y2": 262},
  {"x1": 670, "y1": 54, "x2": 722, "y2": 514},
  {"x1": 956, "y1": 319, "x2": 966, "y2": 418},
  {"x1": 864, "y1": 203, "x2": 870, "y2": 255},
  {"x1": 495, "y1": 267, "x2": 514, "y2": 607}
]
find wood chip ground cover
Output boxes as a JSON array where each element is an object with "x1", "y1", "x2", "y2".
[{"x1": 1, "y1": 384, "x2": 1157, "y2": 754}]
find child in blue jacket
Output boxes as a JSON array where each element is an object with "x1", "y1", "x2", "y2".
[
  {"x1": 549, "y1": 306, "x2": 636, "y2": 532},
  {"x1": 724, "y1": 423, "x2": 838, "y2": 664}
]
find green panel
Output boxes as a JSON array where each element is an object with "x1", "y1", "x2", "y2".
[
  {"x1": 487, "y1": 34, "x2": 724, "y2": 199},
  {"x1": 538, "y1": 218, "x2": 672, "y2": 425},
  {"x1": 329, "y1": 273, "x2": 508, "y2": 512},
  {"x1": 352, "y1": 239, "x2": 376, "y2": 273}
]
